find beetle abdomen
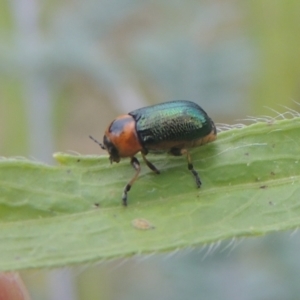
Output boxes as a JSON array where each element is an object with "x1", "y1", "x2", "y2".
[{"x1": 129, "y1": 100, "x2": 216, "y2": 150}]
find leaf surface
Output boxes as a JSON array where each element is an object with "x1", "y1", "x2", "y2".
[{"x1": 1, "y1": 118, "x2": 300, "y2": 270}]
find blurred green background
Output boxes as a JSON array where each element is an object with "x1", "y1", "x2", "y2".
[{"x1": 1, "y1": 0, "x2": 300, "y2": 299}]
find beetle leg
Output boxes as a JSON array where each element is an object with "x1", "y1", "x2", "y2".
[
  {"x1": 141, "y1": 153, "x2": 160, "y2": 174},
  {"x1": 181, "y1": 149, "x2": 202, "y2": 188},
  {"x1": 122, "y1": 157, "x2": 141, "y2": 206}
]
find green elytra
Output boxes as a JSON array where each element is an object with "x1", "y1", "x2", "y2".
[{"x1": 129, "y1": 100, "x2": 216, "y2": 148}]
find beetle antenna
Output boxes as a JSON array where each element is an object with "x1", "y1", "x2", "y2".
[{"x1": 89, "y1": 135, "x2": 106, "y2": 150}]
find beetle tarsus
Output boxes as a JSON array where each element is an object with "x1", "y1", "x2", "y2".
[
  {"x1": 181, "y1": 149, "x2": 202, "y2": 188},
  {"x1": 122, "y1": 185, "x2": 131, "y2": 206},
  {"x1": 188, "y1": 164, "x2": 202, "y2": 188}
]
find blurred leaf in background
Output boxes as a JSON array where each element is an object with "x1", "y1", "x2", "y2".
[
  {"x1": 0, "y1": 0, "x2": 256, "y2": 159},
  {"x1": 1, "y1": 0, "x2": 300, "y2": 299}
]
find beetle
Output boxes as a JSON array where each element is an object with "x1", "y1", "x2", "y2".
[{"x1": 90, "y1": 100, "x2": 217, "y2": 206}]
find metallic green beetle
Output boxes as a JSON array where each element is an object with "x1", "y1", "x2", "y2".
[{"x1": 90, "y1": 100, "x2": 217, "y2": 206}]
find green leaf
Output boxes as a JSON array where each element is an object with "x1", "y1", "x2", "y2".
[{"x1": 1, "y1": 117, "x2": 300, "y2": 271}]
